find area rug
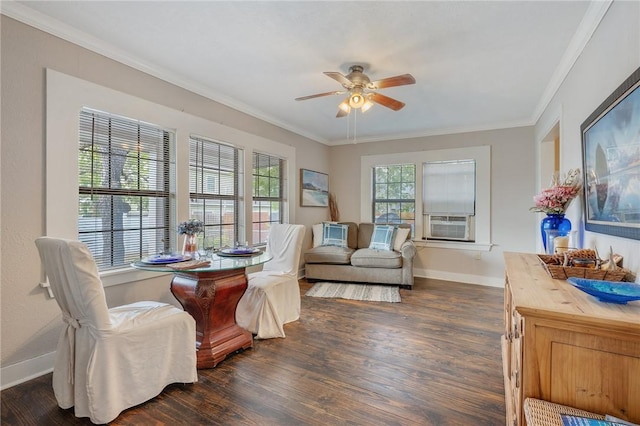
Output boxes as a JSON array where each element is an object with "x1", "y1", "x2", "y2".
[{"x1": 305, "y1": 282, "x2": 401, "y2": 303}]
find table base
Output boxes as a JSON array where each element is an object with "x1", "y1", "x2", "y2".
[{"x1": 170, "y1": 269, "x2": 253, "y2": 368}]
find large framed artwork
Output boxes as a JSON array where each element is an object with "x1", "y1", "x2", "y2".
[
  {"x1": 581, "y1": 66, "x2": 640, "y2": 241},
  {"x1": 300, "y1": 168, "x2": 329, "y2": 207}
]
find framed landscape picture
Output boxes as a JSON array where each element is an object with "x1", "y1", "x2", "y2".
[
  {"x1": 300, "y1": 169, "x2": 329, "y2": 207},
  {"x1": 581, "y1": 66, "x2": 640, "y2": 241}
]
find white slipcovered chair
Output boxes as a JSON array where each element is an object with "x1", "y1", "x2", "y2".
[
  {"x1": 235, "y1": 224, "x2": 306, "y2": 339},
  {"x1": 35, "y1": 237, "x2": 198, "y2": 424}
]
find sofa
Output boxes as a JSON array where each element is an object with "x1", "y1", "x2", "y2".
[{"x1": 304, "y1": 222, "x2": 416, "y2": 289}]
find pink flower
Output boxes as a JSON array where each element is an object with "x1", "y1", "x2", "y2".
[{"x1": 530, "y1": 169, "x2": 582, "y2": 214}]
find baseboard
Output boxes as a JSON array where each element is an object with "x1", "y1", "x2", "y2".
[
  {"x1": 413, "y1": 268, "x2": 504, "y2": 288},
  {"x1": 303, "y1": 266, "x2": 503, "y2": 288},
  {"x1": 1, "y1": 351, "x2": 55, "y2": 390}
]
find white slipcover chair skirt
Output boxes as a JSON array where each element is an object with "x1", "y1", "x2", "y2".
[
  {"x1": 35, "y1": 237, "x2": 198, "y2": 424},
  {"x1": 236, "y1": 224, "x2": 306, "y2": 339}
]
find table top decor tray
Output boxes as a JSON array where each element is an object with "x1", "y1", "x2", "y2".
[
  {"x1": 167, "y1": 259, "x2": 211, "y2": 270},
  {"x1": 537, "y1": 254, "x2": 628, "y2": 281}
]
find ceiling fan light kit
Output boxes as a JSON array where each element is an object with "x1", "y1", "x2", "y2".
[
  {"x1": 296, "y1": 65, "x2": 415, "y2": 118},
  {"x1": 338, "y1": 99, "x2": 351, "y2": 113},
  {"x1": 348, "y1": 88, "x2": 365, "y2": 108}
]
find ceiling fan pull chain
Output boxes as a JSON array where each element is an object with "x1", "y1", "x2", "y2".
[
  {"x1": 354, "y1": 109, "x2": 357, "y2": 143},
  {"x1": 346, "y1": 109, "x2": 350, "y2": 140}
]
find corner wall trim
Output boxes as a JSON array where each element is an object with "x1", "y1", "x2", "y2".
[
  {"x1": 1, "y1": 352, "x2": 55, "y2": 391},
  {"x1": 413, "y1": 268, "x2": 504, "y2": 288}
]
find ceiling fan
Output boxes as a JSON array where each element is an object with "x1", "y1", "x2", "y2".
[{"x1": 295, "y1": 65, "x2": 416, "y2": 117}]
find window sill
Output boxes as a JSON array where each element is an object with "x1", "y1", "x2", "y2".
[
  {"x1": 100, "y1": 266, "x2": 170, "y2": 288},
  {"x1": 413, "y1": 239, "x2": 493, "y2": 251}
]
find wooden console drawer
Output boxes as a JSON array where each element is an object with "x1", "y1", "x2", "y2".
[{"x1": 503, "y1": 252, "x2": 640, "y2": 426}]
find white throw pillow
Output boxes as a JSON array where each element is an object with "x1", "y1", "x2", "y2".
[
  {"x1": 312, "y1": 223, "x2": 324, "y2": 247},
  {"x1": 393, "y1": 227, "x2": 411, "y2": 251}
]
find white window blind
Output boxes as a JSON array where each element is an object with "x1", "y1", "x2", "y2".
[
  {"x1": 78, "y1": 109, "x2": 175, "y2": 271},
  {"x1": 423, "y1": 160, "x2": 476, "y2": 215},
  {"x1": 252, "y1": 152, "x2": 284, "y2": 244},
  {"x1": 189, "y1": 135, "x2": 241, "y2": 249}
]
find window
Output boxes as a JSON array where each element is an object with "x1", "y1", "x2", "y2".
[
  {"x1": 372, "y1": 164, "x2": 416, "y2": 231},
  {"x1": 423, "y1": 160, "x2": 475, "y2": 215},
  {"x1": 423, "y1": 160, "x2": 476, "y2": 242},
  {"x1": 361, "y1": 146, "x2": 491, "y2": 250},
  {"x1": 189, "y1": 135, "x2": 241, "y2": 249},
  {"x1": 252, "y1": 152, "x2": 284, "y2": 244},
  {"x1": 49, "y1": 69, "x2": 297, "y2": 286},
  {"x1": 78, "y1": 109, "x2": 175, "y2": 271}
]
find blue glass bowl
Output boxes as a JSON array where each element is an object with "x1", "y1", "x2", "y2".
[{"x1": 567, "y1": 277, "x2": 640, "y2": 304}]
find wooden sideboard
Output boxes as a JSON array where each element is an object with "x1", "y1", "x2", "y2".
[{"x1": 502, "y1": 252, "x2": 640, "y2": 426}]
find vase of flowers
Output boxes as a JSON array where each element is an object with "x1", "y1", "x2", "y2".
[
  {"x1": 178, "y1": 219, "x2": 204, "y2": 258},
  {"x1": 530, "y1": 169, "x2": 582, "y2": 251}
]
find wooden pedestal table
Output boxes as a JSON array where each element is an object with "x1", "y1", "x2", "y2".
[{"x1": 133, "y1": 252, "x2": 272, "y2": 368}]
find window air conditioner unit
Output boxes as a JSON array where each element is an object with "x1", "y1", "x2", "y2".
[{"x1": 427, "y1": 215, "x2": 473, "y2": 241}]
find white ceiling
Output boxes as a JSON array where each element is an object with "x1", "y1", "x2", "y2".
[{"x1": 4, "y1": 1, "x2": 606, "y2": 145}]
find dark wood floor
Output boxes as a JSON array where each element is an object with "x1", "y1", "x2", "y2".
[{"x1": 1, "y1": 278, "x2": 506, "y2": 425}]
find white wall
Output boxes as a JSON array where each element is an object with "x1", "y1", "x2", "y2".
[
  {"x1": 0, "y1": 16, "x2": 329, "y2": 389},
  {"x1": 2, "y1": 0, "x2": 639, "y2": 389},
  {"x1": 45, "y1": 69, "x2": 299, "y2": 288},
  {"x1": 329, "y1": 126, "x2": 537, "y2": 287},
  {"x1": 328, "y1": 1, "x2": 640, "y2": 288},
  {"x1": 535, "y1": 0, "x2": 640, "y2": 277}
]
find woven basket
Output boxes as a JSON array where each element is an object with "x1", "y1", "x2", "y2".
[
  {"x1": 537, "y1": 255, "x2": 628, "y2": 281},
  {"x1": 524, "y1": 398, "x2": 605, "y2": 426}
]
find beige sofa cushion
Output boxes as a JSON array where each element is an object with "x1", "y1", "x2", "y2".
[
  {"x1": 393, "y1": 227, "x2": 411, "y2": 251},
  {"x1": 339, "y1": 222, "x2": 358, "y2": 249},
  {"x1": 306, "y1": 222, "x2": 410, "y2": 267},
  {"x1": 304, "y1": 245, "x2": 355, "y2": 264},
  {"x1": 357, "y1": 223, "x2": 375, "y2": 248},
  {"x1": 350, "y1": 248, "x2": 403, "y2": 268}
]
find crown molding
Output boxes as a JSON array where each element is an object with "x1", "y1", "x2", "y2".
[
  {"x1": 327, "y1": 118, "x2": 535, "y2": 146},
  {"x1": 531, "y1": 0, "x2": 613, "y2": 123},
  {"x1": 2, "y1": 0, "x2": 606, "y2": 147},
  {"x1": 0, "y1": 1, "x2": 328, "y2": 145}
]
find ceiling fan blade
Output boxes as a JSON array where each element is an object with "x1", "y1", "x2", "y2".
[
  {"x1": 368, "y1": 92, "x2": 406, "y2": 111},
  {"x1": 295, "y1": 90, "x2": 345, "y2": 101},
  {"x1": 368, "y1": 74, "x2": 416, "y2": 90},
  {"x1": 324, "y1": 71, "x2": 354, "y2": 89}
]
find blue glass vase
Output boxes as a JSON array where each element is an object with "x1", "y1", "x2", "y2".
[{"x1": 541, "y1": 214, "x2": 571, "y2": 252}]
